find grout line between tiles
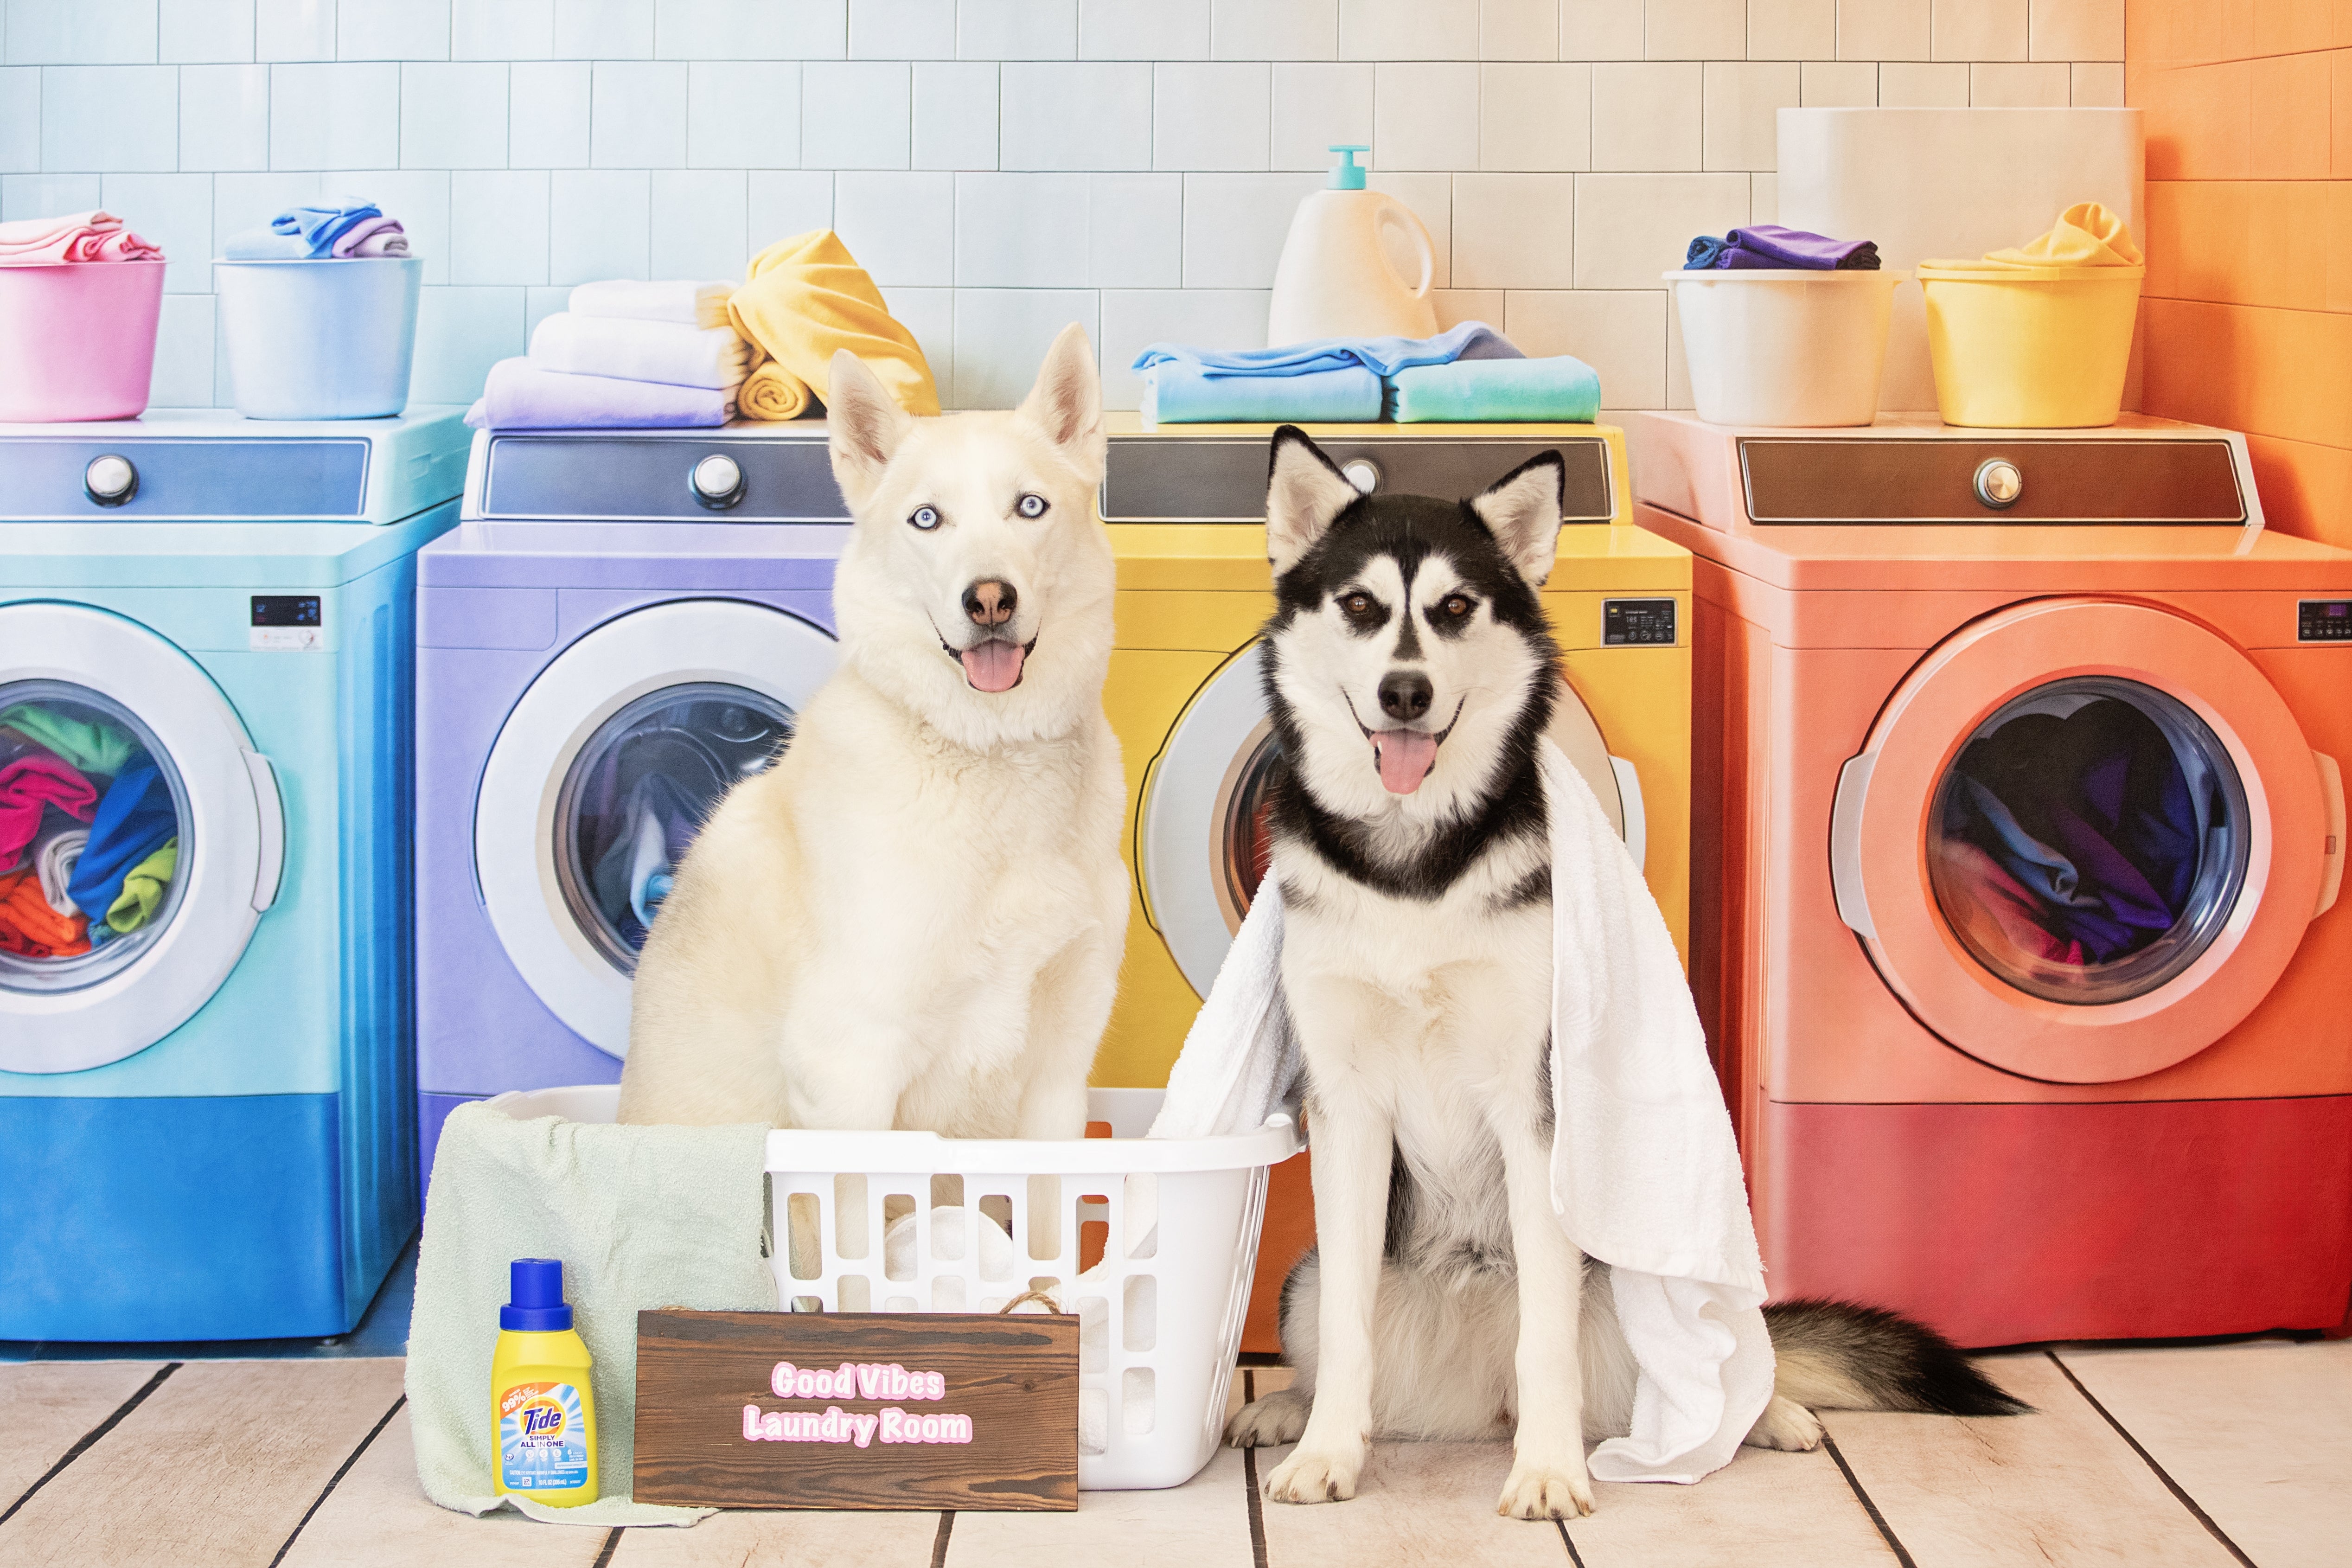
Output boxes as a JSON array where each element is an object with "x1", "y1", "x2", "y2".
[
  {"x1": 1238, "y1": 1368, "x2": 1269, "y2": 1568},
  {"x1": 1555, "y1": 1517, "x2": 1587, "y2": 1565},
  {"x1": 930, "y1": 1508, "x2": 955, "y2": 1568},
  {"x1": 0, "y1": 1360, "x2": 181, "y2": 1528},
  {"x1": 1819, "y1": 1431, "x2": 1918, "y2": 1568},
  {"x1": 591, "y1": 1525, "x2": 625, "y2": 1567},
  {"x1": 2044, "y1": 1350, "x2": 2259, "y2": 1568},
  {"x1": 268, "y1": 1392, "x2": 408, "y2": 1567}
]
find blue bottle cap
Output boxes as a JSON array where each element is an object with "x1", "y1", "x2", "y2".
[
  {"x1": 502, "y1": 1257, "x2": 574, "y2": 1331},
  {"x1": 1327, "y1": 144, "x2": 1369, "y2": 190}
]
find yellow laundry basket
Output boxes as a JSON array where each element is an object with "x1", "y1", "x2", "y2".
[{"x1": 1916, "y1": 264, "x2": 2144, "y2": 428}]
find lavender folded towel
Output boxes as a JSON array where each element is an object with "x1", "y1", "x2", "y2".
[
  {"x1": 332, "y1": 214, "x2": 409, "y2": 257},
  {"x1": 465, "y1": 357, "x2": 735, "y2": 430},
  {"x1": 1685, "y1": 225, "x2": 1879, "y2": 271}
]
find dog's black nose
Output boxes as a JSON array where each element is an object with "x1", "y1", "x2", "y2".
[
  {"x1": 1377, "y1": 670, "x2": 1433, "y2": 723},
  {"x1": 963, "y1": 578, "x2": 1017, "y2": 627}
]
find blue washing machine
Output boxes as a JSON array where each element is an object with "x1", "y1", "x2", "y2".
[
  {"x1": 0, "y1": 409, "x2": 470, "y2": 1342},
  {"x1": 415, "y1": 426, "x2": 848, "y2": 1176}
]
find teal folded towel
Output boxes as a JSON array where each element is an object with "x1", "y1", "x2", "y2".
[
  {"x1": 1140, "y1": 363, "x2": 1383, "y2": 424},
  {"x1": 1390, "y1": 356, "x2": 1601, "y2": 423}
]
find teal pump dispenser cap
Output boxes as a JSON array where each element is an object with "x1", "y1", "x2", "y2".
[{"x1": 1327, "y1": 144, "x2": 1368, "y2": 190}]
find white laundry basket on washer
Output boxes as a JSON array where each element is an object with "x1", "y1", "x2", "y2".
[{"x1": 492, "y1": 1084, "x2": 1300, "y2": 1491}]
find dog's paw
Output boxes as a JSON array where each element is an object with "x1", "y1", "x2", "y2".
[
  {"x1": 1497, "y1": 1456, "x2": 1594, "y2": 1521},
  {"x1": 1262, "y1": 1442, "x2": 1365, "y2": 1504},
  {"x1": 1741, "y1": 1395, "x2": 1824, "y2": 1453},
  {"x1": 1226, "y1": 1388, "x2": 1311, "y2": 1448}
]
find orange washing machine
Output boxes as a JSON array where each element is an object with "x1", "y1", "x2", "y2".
[
  {"x1": 1630, "y1": 410, "x2": 2352, "y2": 1346},
  {"x1": 1096, "y1": 416, "x2": 1692, "y2": 1350}
]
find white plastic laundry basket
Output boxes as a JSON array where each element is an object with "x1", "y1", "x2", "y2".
[
  {"x1": 1666, "y1": 267, "x2": 1905, "y2": 426},
  {"x1": 487, "y1": 1084, "x2": 1301, "y2": 1492}
]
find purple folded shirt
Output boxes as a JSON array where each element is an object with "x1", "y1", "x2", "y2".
[{"x1": 465, "y1": 357, "x2": 737, "y2": 430}]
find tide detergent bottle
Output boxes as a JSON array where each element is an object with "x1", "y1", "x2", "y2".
[{"x1": 492, "y1": 1258, "x2": 598, "y2": 1505}]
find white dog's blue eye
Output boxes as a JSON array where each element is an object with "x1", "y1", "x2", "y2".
[
  {"x1": 909, "y1": 505, "x2": 941, "y2": 530},
  {"x1": 1016, "y1": 493, "x2": 1048, "y2": 518}
]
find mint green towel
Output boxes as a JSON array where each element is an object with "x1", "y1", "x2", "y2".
[{"x1": 1390, "y1": 355, "x2": 1600, "y2": 422}]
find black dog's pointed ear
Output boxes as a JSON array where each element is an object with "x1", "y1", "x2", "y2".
[
  {"x1": 1265, "y1": 426, "x2": 1360, "y2": 576},
  {"x1": 1469, "y1": 451, "x2": 1565, "y2": 586}
]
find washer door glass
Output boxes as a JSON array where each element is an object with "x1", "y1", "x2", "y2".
[
  {"x1": 1218, "y1": 727, "x2": 1281, "y2": 927},
  {"x1": 1927, "y1": 676, "x2": 2250, "y2": 1005},
  {"x1": 0, "y1": 680, "x2": 192, "y2": 995},
  {"x1": 554, "y1": 681, "x2": 794, "y2": 972}
]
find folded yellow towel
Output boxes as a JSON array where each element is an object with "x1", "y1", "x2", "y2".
[
  {"x1": 727, "y1": 231, "x2": 940, "y2": 419},
  {"x1": 1927, "y1": 202, "x2": 2143, "y2": 271}
]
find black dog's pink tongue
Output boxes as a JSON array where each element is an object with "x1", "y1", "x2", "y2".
[
  {"x1": 1373, "y1": 730, "x2": 1438, "y2": 794},
  {"x1": 960, "y1": 641, "x2": 1025, "y2": 692}
]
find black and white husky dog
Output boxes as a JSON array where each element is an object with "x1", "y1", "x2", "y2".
[{"x1": 1225, "y1": 428, "x2": 2023, "y2": 1520}]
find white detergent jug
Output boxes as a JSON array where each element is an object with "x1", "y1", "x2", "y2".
[{"x1": 1266, "y1": 145, "x2": 1440, "y2": 347}]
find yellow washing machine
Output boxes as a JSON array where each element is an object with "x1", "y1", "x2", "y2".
[{"x1": 1094, "y1": 416, "x2": 1693, "y2": 1351}]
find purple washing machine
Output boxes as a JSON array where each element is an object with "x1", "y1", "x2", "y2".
[{"x1": 415, "y1": 425, "x2": 849, "y2": 1178}]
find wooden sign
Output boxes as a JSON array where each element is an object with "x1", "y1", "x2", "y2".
[{"x1": 633, "y1": 1309, "x2": 1079, "y2": 1511}]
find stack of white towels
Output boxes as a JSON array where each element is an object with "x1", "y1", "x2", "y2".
[{"x1": 465, "y1": 280, "x2": 748, "y2": 430}]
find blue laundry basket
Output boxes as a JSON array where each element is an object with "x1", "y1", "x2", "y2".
[{"x1": 216, "y1": 257, "x2": 422, "y2": 420}]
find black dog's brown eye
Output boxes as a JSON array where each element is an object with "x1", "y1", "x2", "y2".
[{"x1": 1442, "y1": 595, "x2": 1473, "y2": 618}]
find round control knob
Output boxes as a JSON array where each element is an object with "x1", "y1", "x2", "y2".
[
  {"x1": 1973, "y1": 457, "x2": 2023, "y2": 510},
  {"x1": 83, "y1": 454, "x2": 138, "y2": 507},
  {"x1": 689, "y1": 452, "x2": 745, "y2": 510},
  {"x1": 1340, "y1": 457, "x2": 1381, "y2": 495}
]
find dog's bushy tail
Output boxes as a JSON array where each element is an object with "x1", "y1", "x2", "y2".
[{"x1": 1763, "y1": 1299, "x2": 2031, "y2": 1416}]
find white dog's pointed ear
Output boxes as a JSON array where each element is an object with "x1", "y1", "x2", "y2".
[
  {"x1": 1470, "y1": 451, "x2": 1565, "y2": 586},
  {"x1": 1017, "y1": 322, "x2": 1105, "y2": 482},
  {"x1": 826, "y1": 348, "x2": 912, "y2": 509},
  {"x1": 1265, "y1": 426, "x2": 1360, "y2": 577}
]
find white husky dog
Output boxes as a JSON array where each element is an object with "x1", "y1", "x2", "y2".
[{"x1": 618, "y1": 325, "x2": 1128, "y2": 1138}]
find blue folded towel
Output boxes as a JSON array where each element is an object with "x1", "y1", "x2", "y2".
[
  {"x1": 1140, "y1": 364, "x2": 1383, "y2": 425},
  {"x1": 1390, "y1": 356, "x2": 1601, "y2": 423},
  {"x1": 224, "y1": 198, "x2": 383, "y2": 260},
  {"x1": 1132, "y1": 320, "x2": 1523, "y2": 381}
]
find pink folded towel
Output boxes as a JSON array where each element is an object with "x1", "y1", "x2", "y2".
[
  {"x1": 332, "y1": 215, "x2": 410, "y2": 258},
  {"x1": 0, "y1": 210, "x2": 163, "y2": 265}
]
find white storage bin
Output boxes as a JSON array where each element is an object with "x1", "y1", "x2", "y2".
[
  {"x1": 1665, "y1": 268, "x2": 1906, "y2": 426},
  {"x1": 489, "y1": 1084, "x2": 1302, "y2": 1492},
  {"x1": 216, "y1": 257, "x2": 421, "y2": 420}
]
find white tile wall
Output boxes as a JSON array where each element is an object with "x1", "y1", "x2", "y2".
[{"x1": 3, "y1": 0, "x2": 2136, "y2": 411}]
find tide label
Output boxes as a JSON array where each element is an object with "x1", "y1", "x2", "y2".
[{"x1": 499, "y1": 1381, "x2": 589, "y2": 1491}]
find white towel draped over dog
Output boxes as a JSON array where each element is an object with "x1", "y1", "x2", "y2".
[{"x1": 1150, "y1": 738, "x2": 1774, "y2": 1484}]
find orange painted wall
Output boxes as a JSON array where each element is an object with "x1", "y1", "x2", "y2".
[{"x1": 2128, "y1": 0, "x2": 2352, "y2": 546}]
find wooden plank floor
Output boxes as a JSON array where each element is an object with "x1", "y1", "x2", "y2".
[{"x1": 2, "y1": 1343, "x2": 2343, "y2": 1566}]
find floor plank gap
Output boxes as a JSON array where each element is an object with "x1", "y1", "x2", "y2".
[
  {"x1": 1819, "y1": 1432, "x2": 1917, "y2": 1568},
  {"x1": 1242, "y1": 1444, "x2": 1267, "y2": 1568},
  {"x1": 930, "y1": 1510, "x2": 954, "y2": 1568},
  {"x1": 268, "y1": 1394, "x2": 408, "y2": 1568},
  {"x1": 592, "y1": 1526, "x2": 625, "y2": 1568},
  {"x1": 0, "y1": 1361, "x2": 180, "y2": 1529},
  {"x1": 1555, "y1": 1519, "x2": 1586, "y2": 1566},
  {"x1": 2045, "y1": 1351, "x2": 2259, "y2": 1568}
]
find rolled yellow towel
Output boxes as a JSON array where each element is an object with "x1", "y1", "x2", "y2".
[
  {"x1": 728, "y1": 230, "x2": 940, "y2": 419},
  {"x1": 738, "y1": 359, "x2": 812, "y2": 420}
]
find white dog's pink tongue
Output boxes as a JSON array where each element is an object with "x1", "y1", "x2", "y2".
[
  {"x1": 1374, "y1": 730, "x2": 1438, "y2": 794},
  {"x1": 960, "y1": 641, "x2": 1025, "y2": 692}
]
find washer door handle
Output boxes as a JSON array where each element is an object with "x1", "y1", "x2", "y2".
[
  {"x1": 243, "y1": 749, "x2": 285, "y2": 912},
  {"x1": 1828, "y1": 750, "x2": 1878, "y2": 938},
  {"x1": 1607, "y1": 755, "x2": 1646, "y2": 872},
  {"x1": 2316, "y1": 750, "x2": 2345, "y2": 920}
]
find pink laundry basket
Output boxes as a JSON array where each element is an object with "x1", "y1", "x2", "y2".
[{"x1": 0, "y1": 261, "x2": 167, "y2": 422}]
